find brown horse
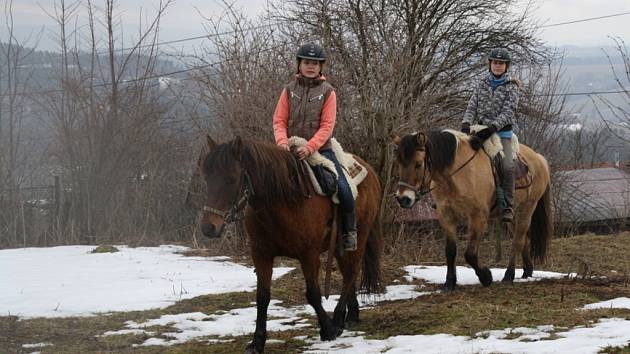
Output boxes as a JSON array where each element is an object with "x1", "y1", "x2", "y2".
[
  {"x1": 199, "y1": 136, "x2": 382, "y2": 353},
  {"x1": 393, "y1": 130, "x2": 553, "y2": 290}
]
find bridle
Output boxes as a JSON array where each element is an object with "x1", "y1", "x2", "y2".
[
  {"x1": 397, "y1": 152, "x2": 432, "y2": 199},
  {"x1": 202, "y1": 171, "x2": 254, "y2": 237},
  {"x1": 397, "y1": 145, "x2": 479, "y2": 205}
]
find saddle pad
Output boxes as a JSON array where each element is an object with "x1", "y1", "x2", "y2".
[
  {"x1": 473, "y1": 124, "x2": 520, "y2": 159},
  {"x1": 448, "y1": 126, "x2": 520, "y2": 160},
  {"x1": 289, "y1": 136, "x2": 368, "y2": 203}
]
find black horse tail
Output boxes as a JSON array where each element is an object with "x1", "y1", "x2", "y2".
[
  {"x1": 360, "y1": 217, "x2": 382, "y2": 294},
  {"x1": 529, "y1": 183, "x2": 553, "y2": 262}
]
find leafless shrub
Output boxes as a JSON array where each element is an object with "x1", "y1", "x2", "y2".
[
  {"x1": 0, "y1": 0, "x2": 44, "y2": 247},
  {"x1": 7, "y1": 0, "x2": 198, "y2": 247}
]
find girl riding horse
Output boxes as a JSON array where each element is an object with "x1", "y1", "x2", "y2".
[
  {"x1": 272, "y1": 43, "x2": 358, "y2": 251},
  {"x1": 462, "y1": 47, "x2": 520, "y2": 222}
]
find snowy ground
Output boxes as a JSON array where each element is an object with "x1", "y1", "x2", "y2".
[
  {"x1": 0, "y1": 245, "x2": 292, "y2": 318},
  {"x1": 103, "y1": 284, "x2": 430, "y2": 347},
  {"x1": 305, "y1": 318, "x2": 630, "y2": 353},
  {"x1": 403, "y1": 265, "x2": 574, "y2": 285},
  {"x1": 3, "y1": 245, "x2": 630, "y2": 353}
]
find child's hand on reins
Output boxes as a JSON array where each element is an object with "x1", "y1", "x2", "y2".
[{"x1": 295, "y1": 147, "x2": 311, "y2": 160}]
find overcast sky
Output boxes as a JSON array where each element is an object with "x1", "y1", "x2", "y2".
[{"x1": 2, "y1": 0, "x2": 629, "y2": 52}]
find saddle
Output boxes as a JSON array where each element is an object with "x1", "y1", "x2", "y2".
[
  {"x1": 466, "y1": 125, "x2": 532, "y2": 189},
  {"x1": 288, "y1": 137, "x2": 368, "y2": 204},
  {"x1": 493, "y1": 153, "x2": 532, "y2": 189}
]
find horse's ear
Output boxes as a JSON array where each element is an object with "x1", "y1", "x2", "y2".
[
  {"x1": 231, "y1": 136, "x2": 243, "y2": 161},
  {"x1": 206, "y1": 134, "x2": 217, "y2": 151},
  {"x1": 391, "y1": 134, "x2": 401, "y2": 146},
  {"x1": 415, "y1": 132, "x2": 426, "y2": 147}
]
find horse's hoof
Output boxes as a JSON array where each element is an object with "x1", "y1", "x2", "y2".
[
  {"x1": 320, "y1": 326, "x2": 341, "y2": 341},
  {"x1": 522, "y1": 269, "x2": 533, "y2": 279},
  {"x1": 502, "y1": 268, "x2": 515, "y2": 283},
  {"x1": 478, "y1": 268, "x2": 493, "y2": 287},
  {"x1": 442, "y1": 279, "x2": 457, "y2": 293},
  {"x1": 244, "y1": 342, "x2": 262, "y2": 354}
]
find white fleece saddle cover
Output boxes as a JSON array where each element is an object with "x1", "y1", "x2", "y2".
[
  {"x1": 448, "y1": 125, "x2": 520, "y2": 160},
  {"x1": 288, "y1": 136, "x2": 368, "y2": 204}
]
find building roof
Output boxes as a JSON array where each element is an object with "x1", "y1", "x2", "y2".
[{"x1": 555, "y1": 167, "x2": 630, "y2": 223}]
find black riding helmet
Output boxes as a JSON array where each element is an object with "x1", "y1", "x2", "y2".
[
  {"x1": 489, "y1": 48, "x2": 511, "y2": 62},
  {"x1": 488, "y1": 47, "x2": 511, "y2": 72},
  {"x1": 296, "y1": 43, "x2": 326, "y2": 62}
]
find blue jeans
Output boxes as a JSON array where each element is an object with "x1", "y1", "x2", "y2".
[{"x1": 319, "y1": 149, "x2": 355, "y2": 213}]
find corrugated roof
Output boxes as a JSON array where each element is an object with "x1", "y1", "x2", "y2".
[{"x1": 555, "y1": 167, "x2": 630, "y2": 223}]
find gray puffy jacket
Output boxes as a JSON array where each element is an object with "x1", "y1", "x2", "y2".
[{"x1": 462, "y1": 74, "x2": 521, "y2": 131}]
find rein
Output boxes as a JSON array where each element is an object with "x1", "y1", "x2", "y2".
[
  {"x1": 202, "y1": 171, "x2": 254, "y2": 236},
  {"x1": 398, "y1": 146, "x2": 479, "y2": 200}
]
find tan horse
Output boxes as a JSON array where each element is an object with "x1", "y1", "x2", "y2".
[{"x1": 393, "y1": 130, "x2": 553, "y2": 289}]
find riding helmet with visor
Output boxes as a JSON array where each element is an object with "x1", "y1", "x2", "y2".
[{"x1": 296, "y1": 43, "x2": 326, "y2": 62}]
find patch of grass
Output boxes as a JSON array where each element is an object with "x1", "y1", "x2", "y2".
[
  {"x1": 600, "y1": 343, "x2": 630, "y2": 353},
  {"x1": 399, "y1": 231, "x2": 630, "y2": 280},
  {"x1": 165, "y1": 331, "x2": 310, "y2": 354},
  {"x1": 546, "y1": 232, "x2": 630, "y2": 277},
  {"x1": 90, "y1": 245, "x2": 119, "y2": 253},
  {"x1": 0, "y1": 291, "x2": 260, "y2": 353},
  {"x1": 352, "y1": 279, "x2": 630, "y2": 340}
]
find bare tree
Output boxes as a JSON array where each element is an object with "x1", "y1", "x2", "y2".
[
  {"x1": 270, "y1": 0, "x2": 544, "y2": 171},
  {"x1": 595, "y1": 37, "x2": 630, "y2": 143},
  {"x1": 0, "y1": 0, "x2": 42, "y2": 246},
  {"x1": 28, "y1": 0, "x2": 196, "y2": 245},
  {"x1": 187, "y1": 2, "x2": 293, "y2": 142}
]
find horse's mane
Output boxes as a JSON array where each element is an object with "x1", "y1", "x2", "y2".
[
  {"x1": 397, "y1": 130, "x2": 458, "y2": 175},
  {"x1": 426, "y1": 129, "x2": 458, "y2": 174},
  {"x1": 203, "y1": 139, "x2": 306, "y2": 207}
]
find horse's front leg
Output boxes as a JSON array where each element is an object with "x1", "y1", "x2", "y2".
[
  {"x1": 245, "y1": 253, "x2": 273, "y2": 354},
  {"x1": 464, "y1": 212, "x2": 493, "y2": 287},
  {"x1": 300, "y1": 254, "x2": 341, "y2": 341},
  {"x1": 438, "y1": 213, "x2": 458, "y2": 291}
]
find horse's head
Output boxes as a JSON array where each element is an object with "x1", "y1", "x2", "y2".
[
  {"x1": 198, "y1": 135, "x2": 249, "y2": 238},
  {"x1": 392, "y1": 133, "x2": 431, "y2": 209}
]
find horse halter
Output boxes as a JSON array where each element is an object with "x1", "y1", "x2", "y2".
[{"x1": 202, "y1": 171, "x2": 253, "y2": 236}]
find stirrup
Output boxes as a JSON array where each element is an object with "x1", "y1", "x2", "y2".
[{"x1": 342, "y1": 231, "x2": 357, "y2": 251}]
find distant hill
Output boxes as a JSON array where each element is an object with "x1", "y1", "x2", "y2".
[{"x1": 552, "y1": 45, "x2": 628, "y2": 128}]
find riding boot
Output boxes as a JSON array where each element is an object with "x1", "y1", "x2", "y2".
[
  {"x1": 500, "y1": 137, "x2": 515, "y2": 223},
  {"x1": 341, "y1": 210, "x2": 358, "y2": 251},
  {"x1": 501, "y1": 163, "x2": 515, "y2": 222}
]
